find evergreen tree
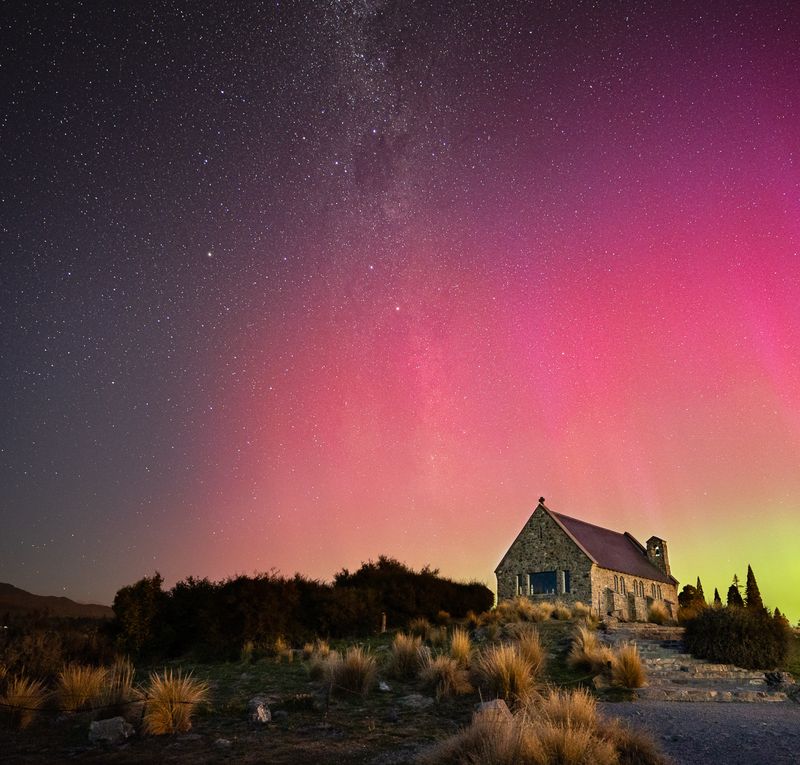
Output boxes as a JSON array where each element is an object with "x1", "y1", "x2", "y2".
[
  {"x1": 678, "y1": 584, "x2": 698, "y2": 610},
  {"x1": 727, "y1": 580, "x2": 744, "y2": 607},
  {"x1": 745, "y1": 564, "x2": 765, "y2": 611},
  {"x1": 695, "y1": 577, "x2": 706, "y2": 603},
  {"x1": 713, "y1": 588, "x2": 722, "y2": 607}
]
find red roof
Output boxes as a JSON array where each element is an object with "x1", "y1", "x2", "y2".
[{"x1": 550, "y1": 509, "x2": 674, "y2": 584}]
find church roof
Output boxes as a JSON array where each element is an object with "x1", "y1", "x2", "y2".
[{"x1": 549, "y1": 508, "x2": 675, "y2": 584}]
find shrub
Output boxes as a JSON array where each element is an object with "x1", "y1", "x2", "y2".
[
  {"x1": 141, "y1": 669, "x2": 209, "y2": 735},
  {"x1": 449, "y1": 627, "x2": 472, "y2": 667},
  {"x1": 330, "y1": 646, "x2": 376, "y2": 696},
  {"x1": 57, "y1": 663, "x2": 108, "y2": 712},
  {"x1": 386, "y1": 632, "x2": 423, "y2": 679},
  {"x1": 418, "y1": 654, "x2": 472, "y2": 699},
  {"x1": 684, "y1": 605, "x2": 790, "y2": 669},
  {"x1": 647, "y1": 601, "x2": 670, "y2": 625},
  {"x1": 567, "y1": 624, "x2": 613, "y2": 675},
  {"x1": 477, "y1": 643, "x2": 538, "y2": 704},
  {"x1": 1, "y1": 675, "x2": 48, "y2": 729},
  {"x1": 611, "y1": 642, "x2": 646, "y2": 688}
]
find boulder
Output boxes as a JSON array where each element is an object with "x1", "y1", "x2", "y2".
[
  {"x1": 248, "y1": 696, "x2": 272, "y2": 724},
  {"x1": 89, "y1": 717, "x2": 134, "y2": 745},
  {"x1": 475, "y1": 699, "x2": 511, "y2": 719}
]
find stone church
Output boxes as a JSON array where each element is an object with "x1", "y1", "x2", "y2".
[{"x1": 495, "y1": 498, "x2": 678, "y2": 620}]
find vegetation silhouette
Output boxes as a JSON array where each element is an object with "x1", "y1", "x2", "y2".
[{"x1": 112, "y1": 557, "x2": 493, "y2": 659}]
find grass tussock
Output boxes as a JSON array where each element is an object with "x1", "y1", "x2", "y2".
[
  {"x1": 477, "y1": 643, "x2": 539, "y2": 705},
  {"x1": 418, "y1": 654, "x2": 473, "y2": 700},
  {"x1": 449, "y1": 627, "x2": 472, "y2": 667},
  {"x1": 531, "y1": 602, "x2": 555, "y2": 622},
  {"x1": 141, "y1": 669, "x2": 210, "y2": 735},
  {"x1": 102, "y1": 656, "x2": 136, "y2": 712},
  {"x1": 57, "y1": 663, "x2": 108, "y2": 712},
  {"x1": 0, "y1": 675, "x2": 48, "y2": 729},
  {"x1": 330, "y1": 646, "x2": 377, "y2": 697},
  {"x1": 647, "y1": 602, "x2": 670, "y2": 625},
  {"x1": 567, "y1": 624, "x2": 613, "y2": 676},
  {"x1": 611, "y1": 642, "x2": 647, "y2": 689},
  {"x1": 516, "y1": 627, "x2": 547, "y2": 677},
  {"x1": 571, "y1": 601, "x2": 591, "y2": 619},
  {"x1": 427, "y1": 625, "x2": 449, "y2": 647},
  {"x1": 273, "y1": 636, "x2": 294, "y2": 663},
  {"x1": 421, "y1": 687, "x2": 670, "y2": 765},
  {"x1": 551, "y1": 601, "x2": 572, "y2": 621},
  {"x1": 409, "y1": 617, "x2": 432, "y2": 638},
  {"x1": 386, "y1": 632, "x2": 423, "y2": 679}
]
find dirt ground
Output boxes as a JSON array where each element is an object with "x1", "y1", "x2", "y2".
[{"x1": 600, "y1": 700, "x2": 800, "y2": 765}]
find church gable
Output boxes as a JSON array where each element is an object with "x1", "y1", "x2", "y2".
[{"x1": 496, "y1": 501, "x2": 594, "y2": 603}]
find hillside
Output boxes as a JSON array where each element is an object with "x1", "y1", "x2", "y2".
[{"x1": 0, "y1": 582, "x2": 113, "y2": 619}]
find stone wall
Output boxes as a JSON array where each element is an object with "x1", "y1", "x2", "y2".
[
  {"x1": 495, "y1": 506, "x2": 592, "y2": 605},
  {"x1": 591, "y1": 565, "x2": 678, "y2": 619},
  {"x1": 496, "y1": 506, "x2": 679, "y2": 619}
]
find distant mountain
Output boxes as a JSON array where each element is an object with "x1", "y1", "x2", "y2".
[{"x1": 0, "y1": 582, "x2": 113, "y2": 619}]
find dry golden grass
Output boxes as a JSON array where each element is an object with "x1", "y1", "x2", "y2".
[
  {"x1": 302, "y1": 638, "x2": 331, "y2": 661},
  {"x1": 551, "y1": 601, "x2": 572, "y2": 620},
  {"x1": 516, "y1": 627, "x2": 547, "y2": 678},
  {"x1": 535, "y1": 719, "x2": 618, "y2": 765},
  {"x1": 465, "y1": 610, "x2": 480, "y2": 629},
  {"x1": 567, "y1": 624, "x2": 613, "y2": 675},
  {"x1": 240, "y1": 640, "x2": 256, "y2": 662},
  {"x1": 421, "y1": 687, "x2": 669, "y2": 765},
  {"x1": 418, "y1": 654, "x2": 473, "y2": 699},
  {"x1": 477, "y1": 643, "x2": 538, "y2": 705},
  {"x1": 647, "y1": 601, "x2": 670, "y2": 625},
  {"x1": 449, "y1": 627, "x2": 472, "y2": 667},
  {"x1": 571, "y1": 601, "x2": 591, "y2": 619},
  {"x1": 330, "y1": 646, "x2": 377, "y2": 696},
  {"x1": 427, "y1": 625, "x2": 448, "y2": 647},
  {"x1": 273, "y1": 636, "x2": 294, "y2": 663},
  {"x1": 57, "y1": 663, "x2": 108, "y2": 712},
  {"x1": 309, "y1": 649, "x2": 341, "y2": 682},
  {"x1": 102, "y1": 657, "x2": 136, "y2": 712},
  {"x1": 611, "y1": 642, "x2": 646, "y2": 689},
  {"x1": 409, "y1": 617, "x2": 432, "y2": 638},
  {"x1": 533, "y1": 687, "x2": 598, "y2": 730},
  {"x1": 602, "y1": 718, "x2": 670, "y2": 765},
  {"x1": 386, "y1": 632, "x2": 423, "y2": 679},
  {"x1": 141, "y1": 669, "x2": 210, "y2": 735},
  {"x1": 531, "y1": 601, "x2": 555, "y2": 622},
  {"x1": 0, "y1": 675, "x2": 48, "y2": 729}
]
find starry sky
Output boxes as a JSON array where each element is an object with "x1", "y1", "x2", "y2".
[{"x1": 2, "y1": 1, "x2": 799, "y2": 621}]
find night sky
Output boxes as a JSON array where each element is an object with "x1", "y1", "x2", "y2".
[{"x1": 3, "y1": 2, "x2": 799, "y2": 621}]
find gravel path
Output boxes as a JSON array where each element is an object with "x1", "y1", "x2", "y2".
[{"x1": 599, "y1": 700, "x2": 800, "y2": 765}]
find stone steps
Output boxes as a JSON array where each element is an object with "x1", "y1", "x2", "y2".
[{"x1": 602, "y1": 624, "x2": 796, "y2": 703}]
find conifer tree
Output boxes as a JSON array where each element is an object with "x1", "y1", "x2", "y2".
[
  {"x1": 727, "y1": 576, "x2": 744, "y2": 607},
  {"x1": 713, "y1": 588, "x2": 722, "y2": 606},
  {"x1": 745, "y1": 564, "x2": 765, "y2": 611},
  {"x1": 695, "y1": 577, "x2": 705, "y2": 603}
]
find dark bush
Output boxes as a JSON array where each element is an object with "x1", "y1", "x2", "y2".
[
  {"x1": 684, "y1": 605, "x2": 790, "y2": 669},
  {"x1": 110, "y1": 559, "x2": 494, "y2": 660}
]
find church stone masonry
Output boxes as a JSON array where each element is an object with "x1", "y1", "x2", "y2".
[{"x1": 495, "y1": 499, "x2": 678, "y2": 620}]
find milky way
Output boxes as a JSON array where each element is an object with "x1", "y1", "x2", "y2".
[{"x1": 2, "y1": 2, "x2": 800, "y2": 619}]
